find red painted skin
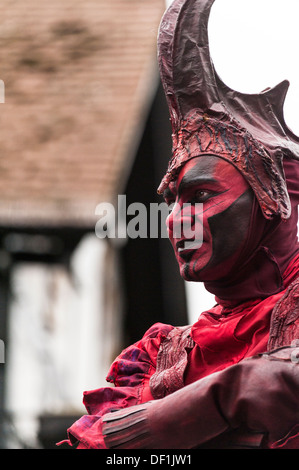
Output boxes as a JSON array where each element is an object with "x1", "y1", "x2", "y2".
[{"x1": 165, "y1": 155, "x2": 254, "y2": 282}]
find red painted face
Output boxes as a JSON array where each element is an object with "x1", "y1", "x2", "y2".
[{"x1": 164, "y1": 155, "x2": 254, "y2": 282}]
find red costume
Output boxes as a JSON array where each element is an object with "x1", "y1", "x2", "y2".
[{"x1": 60, "y1": 0, "x2": 299, "y2": 449}]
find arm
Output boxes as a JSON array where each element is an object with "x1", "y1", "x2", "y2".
[
  {"x1": 102, "y1": 344, "x2": 299, "y2": 449},
  {"x1": 58, "y1": 323, "x2": 173, "y2": 448}
]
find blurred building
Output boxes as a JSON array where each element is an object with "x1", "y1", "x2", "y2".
[{"x1": 0, "y1": 0, "x2": 189, "y2": 448}]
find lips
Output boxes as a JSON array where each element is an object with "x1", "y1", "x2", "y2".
[{"x1": 176, "y1": 239, "x2": 203, "y2": 253}]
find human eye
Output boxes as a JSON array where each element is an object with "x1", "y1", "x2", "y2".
[{"x1": 191, "y1": 189, "x2": 213, "y2": 203}]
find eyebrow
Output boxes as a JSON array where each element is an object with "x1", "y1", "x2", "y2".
[{"x1": 178, "y1": 175, "x2": 217, "y2": 197}]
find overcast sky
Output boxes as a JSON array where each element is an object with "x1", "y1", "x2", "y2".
[{"x1": 165, "y1": 0, "x2": 299, "y2": 135}]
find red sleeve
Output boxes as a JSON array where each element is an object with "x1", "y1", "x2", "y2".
[
  {"x1": 106, "y1": 322, "x2": 174, "y2": 400},
  {"x1": 58, "y1": 322, "x2": 173, "y2": 448}
]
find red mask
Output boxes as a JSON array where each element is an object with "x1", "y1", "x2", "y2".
[{"x1": 165, "y1": 155, "x2": 253, "y2": 282}]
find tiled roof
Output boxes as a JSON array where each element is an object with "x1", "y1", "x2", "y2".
[{"x1": 0, "y1": 0, "x2": 165, "y2": 227}]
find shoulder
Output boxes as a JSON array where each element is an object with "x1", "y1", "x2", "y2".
[
  {"x1": 138, "y1": 322, "x2": 175, "y2": 342},
  {"x1": 268, "y1": 277, "x2": 299, "y2": 349}
]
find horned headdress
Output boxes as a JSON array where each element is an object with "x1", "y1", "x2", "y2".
[{"x1": 157, "y1": 0, "x2": 299, "y2": 220}]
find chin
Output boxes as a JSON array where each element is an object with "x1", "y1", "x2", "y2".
[{"x1": 179, "y1": 262, "x2": 203, "y2": 282}]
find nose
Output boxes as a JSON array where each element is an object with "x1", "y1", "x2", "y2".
[{"x1": 167, "y1": 203, "x2": 195, "y2": 238}]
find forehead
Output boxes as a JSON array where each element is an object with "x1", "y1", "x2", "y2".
[{"x1": 166, "y1": 155, "x2": 246, "y2": 196}]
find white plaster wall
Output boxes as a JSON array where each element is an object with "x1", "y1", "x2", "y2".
[{"x1": 4, "y1": 234, "x2": 122, "y2": 447}]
